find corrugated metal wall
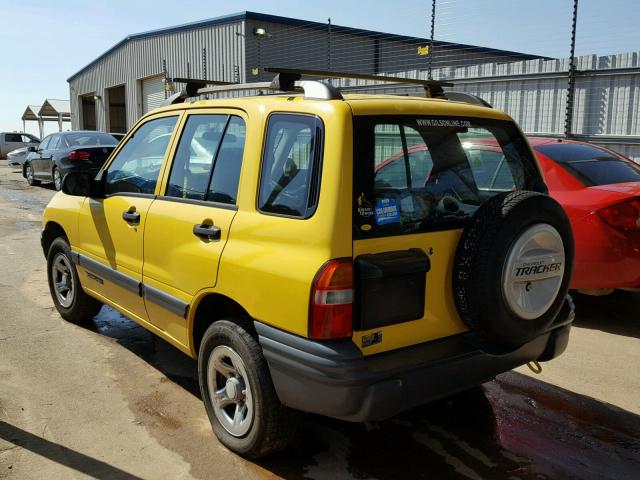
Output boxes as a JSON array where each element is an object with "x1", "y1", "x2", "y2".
[{"x1": 69, "y1": 20, "x2": 246, "y2": 131}]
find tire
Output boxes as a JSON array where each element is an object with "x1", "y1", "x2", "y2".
[
  {"x1": 25, "y1": 163, "x2": 40, "y2": 186},
  {"x1": 52, "y1": 166, "x2": 62, "y2": 191},
  {"x1": 47, "y1": 237, "x2": 103, "y2": 323},
  {"x1": 198, "y1": 319, "x2": 298, "y2": 458},
  {"x1": 453, "y1": 191, "x2": 574, "y2": 351}
]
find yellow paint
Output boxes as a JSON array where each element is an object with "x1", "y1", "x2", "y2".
[
  {"x1": 42, "y1": 91, "x2": 524, "y2": 359},
  {"x1": 352, "y1": 230, "x2": 469, "y2": 355}
]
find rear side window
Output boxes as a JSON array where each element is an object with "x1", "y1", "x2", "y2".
[
  {"x1": 166, "y1": 114, "x2": 245, "y2": 204},
  {"x1": 535, "y1": 143, "x2": 640, "y2": 186},
  {"x1": 5, "y1": 133, "x2": 23, "y2": 143},
  {"x1": 354, "y1": 116, "x2": 541, "y2": 238},
  {"x1": 208, "y1": 116, "x2": 246, "y2": 204},
  {"x1": 258, "y1": 114, "x2": 323, "y2": 218}
]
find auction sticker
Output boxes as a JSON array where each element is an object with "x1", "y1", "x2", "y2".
[{"x1": 375, "y1": 198, "x2": 400, "y2": 225}]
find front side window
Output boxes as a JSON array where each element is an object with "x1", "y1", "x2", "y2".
[
  {"x1": 105, "y1": 115, "x2": 177, "y2": 195},
  {"x1": 166, "y1": 114, "x2": 246, "y2": 204},
  {"x1": 48, "y1": 135, "x2": 61, "y2": 150},
  {"x1": 258, "y1": 114, "x2": 323, "y2": 218},
  {"x1": 38, "y1": 136, "x2": 51, "y2": 150},
  {"x1": 354, "y1": 116, "x2": 541, "y2": 237}
]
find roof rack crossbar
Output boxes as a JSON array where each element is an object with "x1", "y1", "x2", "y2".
[
  {"x1": 162, "y1": 77, "x2": 235, "y2": 106},
  {"x1": 264, "y1": 67, "x2": 453, "y2": 98},
  {"x1": 197, "y1": 78, "x2": 343, "y2": 100}
]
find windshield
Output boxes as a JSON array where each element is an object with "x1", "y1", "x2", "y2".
[
  {"x1": 353, "y1": 116, "x2": 542, "y2": 238},
  {"x1": 66, "y1": 132, "x2": 119, "y2": 147},
  {"x1": 534, "y1": 143, "x2": 640, "y2": 186}
]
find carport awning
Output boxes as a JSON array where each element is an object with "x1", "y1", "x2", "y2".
[
  {"x1": 38, "y1": 99, "x2": 71, "y2": 119},
  {"x1": 21, "y1": 105, "x2": 42, "y2": 121}
]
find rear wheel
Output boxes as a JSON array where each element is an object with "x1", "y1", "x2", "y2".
[
  {"x1": 25, "y1": 163, "x2": 40, "y2": 186},
  {"x1": 47, "y1": 237, "x2": 102, "y2": 323},
  {"x1": 198, "y1": 319, "x2": 298, "y2": 458},
  {"x1": 52, "y1": 166, "x2": 62, "y2": 191}
]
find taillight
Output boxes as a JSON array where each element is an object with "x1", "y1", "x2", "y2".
[
  {"x1": 68, "y1": 150, "x2": 91, "y2": 160},
  {"x1": 309, "y1": 258, "x2": 353, "y2": 339},
  {"x1": 598, "y1": 199, "x2": 640, "y2": 231}
]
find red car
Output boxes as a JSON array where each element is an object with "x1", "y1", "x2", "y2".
[
  {"x1": 374, "y1": 135, "x2": 640, "y2": 294},
  {"x1": 530, "y1": 138, "x2": 640, "y2": 294}
]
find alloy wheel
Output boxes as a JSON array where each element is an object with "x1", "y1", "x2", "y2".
[
  {"x1": 51, "y1": 253, "x2": 75, "y2": 308},
  {"x1": 207, "y1": 345, "x2": 254, "y2": 437}
]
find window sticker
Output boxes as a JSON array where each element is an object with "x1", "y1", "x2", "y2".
[
  {"x1": 356, "y1": 192, "x2": 374, "y2": 219},
  {"x1": 416, "y1": 119, "x2": 472, "y2": 128},
  {"x1": 375, "y1": 198, "x2": 400, "y2": 225}
]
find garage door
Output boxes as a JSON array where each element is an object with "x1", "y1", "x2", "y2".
[{"x1": 141, "y1": 75, "x2": 165, "y2": 114}]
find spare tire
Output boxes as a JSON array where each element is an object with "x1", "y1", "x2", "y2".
[{"x1": 453, "y1": 191, "x2": 573, "y2": 351}]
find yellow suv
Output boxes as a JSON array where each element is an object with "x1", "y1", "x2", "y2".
[{"x1": 42, "y1": 70, "x2": 574, "y2": 458}]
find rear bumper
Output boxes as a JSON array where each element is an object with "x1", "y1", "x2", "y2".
[{"x1": 256, "y1": 297, "x2": 574, "y2": 422}]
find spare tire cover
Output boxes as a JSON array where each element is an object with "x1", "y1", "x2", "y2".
[{"x1": 453, "y1": 190, "x2": 574, "y2": 351}]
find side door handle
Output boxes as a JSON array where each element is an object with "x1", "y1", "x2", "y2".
[
  {"x1": 122, "y1": 208, "x2": 141, "y2": 224},
  {"x1": 193, "y1": 223, "x2": 221, "y2": 241}
]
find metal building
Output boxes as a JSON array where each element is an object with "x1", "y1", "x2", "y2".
[{"x1": 67, "y1": 11, "x2": 542, "y2": 132}]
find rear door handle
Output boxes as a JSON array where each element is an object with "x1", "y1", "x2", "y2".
[
  {"x1": 193, "y1": 223, "x2": 221, "y2": 240},
  {"x1": 122, "y1": 209, "x2": 140, "y2": 224}
]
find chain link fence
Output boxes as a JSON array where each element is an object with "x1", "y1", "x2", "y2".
[{"x1": 234, "y1": 1, "x2": 639, "y2": 160}]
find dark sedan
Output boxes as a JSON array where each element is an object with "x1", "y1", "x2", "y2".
[{"x1": 24, "y1": 131, "x2": 120, "y2": 190}]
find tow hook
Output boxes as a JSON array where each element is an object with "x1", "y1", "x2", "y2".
[{"x1": 527, "y1": 360, "x2": 542, "y2": 374}]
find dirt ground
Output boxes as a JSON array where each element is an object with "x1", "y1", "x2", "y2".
[{"x1": 0, "y1": 163, "x2": 638, "y2": 480}]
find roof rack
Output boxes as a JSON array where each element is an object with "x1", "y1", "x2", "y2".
[
  {"x1": 160, "y1": 68, "x2": 492, "y2": 108},
  {"x1": 264, "y1": 67, "x2": 453, "y2": 98}
]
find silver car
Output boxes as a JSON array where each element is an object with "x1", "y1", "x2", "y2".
[{"x1": 0, "y1": 132, "x2": 40, "y2": 159}]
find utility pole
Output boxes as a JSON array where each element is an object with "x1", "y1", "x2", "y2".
[
  {"x1": 565, "y1": 0, "x2": 579, "y2": 137},
  {"x1": 428, "y1": 0, "x2": 436, "y2": 79}
]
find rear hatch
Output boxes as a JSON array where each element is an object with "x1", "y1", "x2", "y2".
[{"x1": 351, "y1": 114, "x2": 544, "y2": 355}]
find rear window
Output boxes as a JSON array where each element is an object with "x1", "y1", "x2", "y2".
[
  {"x1": 354, "y1": 116, "x2": 542, "y2": 238},
  {"x1": 535, "y1": 143, "x2": 640, "y2": 186},
  {"x1": 66, "y1": 132, "x2": 119, "y2": 147}
]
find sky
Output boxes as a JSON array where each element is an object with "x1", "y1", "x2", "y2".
[{"x1": 1, "y1": 0, "x2": 638, "y2": 136}]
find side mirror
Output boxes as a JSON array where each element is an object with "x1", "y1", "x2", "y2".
[
  {"x1": 27, "y1": 146, "x2": 37, "y2": 152},
  {"x1": 61, "y1": 171, "x2": 105, "y2": 198}
]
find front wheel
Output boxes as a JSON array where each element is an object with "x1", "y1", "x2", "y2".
[
  {"x1": 198, "y1": 319, "x2": 298, "y2": 458},
  {"x1": 25, "y1": 163, "x2": 40, "y2": 186},
  {"x1": 47, "y1": 237, "x2": 103, "y2": 322}
]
